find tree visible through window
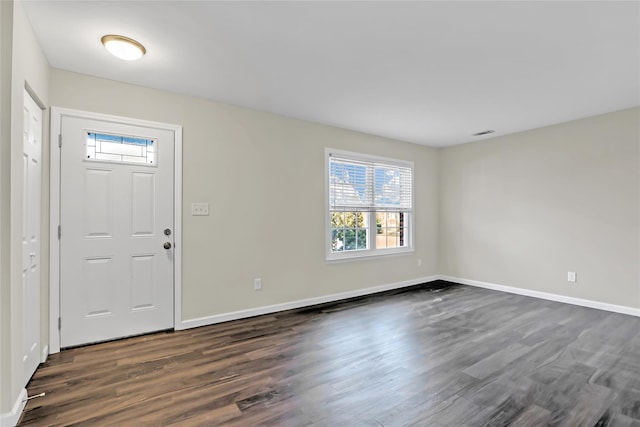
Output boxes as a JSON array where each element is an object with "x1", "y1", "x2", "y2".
[
  {"x1": 327, "y1": 150, "x2": 413, "y2": 259},
  {"x1": 331, "y1": 211, "x2": 368, "y2": 251}
]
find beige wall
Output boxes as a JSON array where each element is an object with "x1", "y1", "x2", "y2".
[
  {"x1": 0, "y1": 0, "x2": 14, "y2": 414},
  {"x1": 49, "y1": 69, "x2": 440, "y2": 321},
  {"x1": 0, "y1": 0, "x2": 50, "y2": 415},
  {"x1": 439, "y1": 107, "x2": 640, "y2": 309}
]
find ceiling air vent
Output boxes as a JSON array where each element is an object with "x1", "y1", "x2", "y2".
[{"x1": 472, "y1": 130, "x2": 495, "y2": 136}]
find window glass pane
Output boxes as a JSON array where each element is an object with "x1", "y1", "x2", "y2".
[
  {"x1": 374, "y1": 165, "x2": 411, "y2": 209},
  {"x1": 374, "y1": 211, "x2": 408, "y2": 249},
  {"x1": 331, "y1": 211, "x2": 345, "y2": 229},
  {"x1": 376, "y1": 212, "x2": 386, "y2": 249},
  {"x1": 337, "y1": 228, "x2": 369, "y2": 251},
  {"x1": 329, "y1": 158, "x2": 373, "y2": 208},
  {"x1": 343, "y1": 229, "x2": 358, "y2": 251},
  {"x1": 349, "y1": 212, "x2": 366, "y2": 228},
  {"x1": 356, "y1": 229, "x2": 367, "y2": 250},
  {"x1": 386, "y1": 228, "x2": 400, "y2": 248},
  {"x1": 86, "y1": 132, "x2": 156, "y2": 166},
  {"x1": 375, "y1": 167, "x2": 400, "y2": 206},
  {"x1": 331, "y1": 229, "x2": 345, "y2": 252},
  {"x1": 331, "y1": 211, "x2": 369, "y2": 252},
  {"x1": 387, "y1": 212, "x2": 399, "y2": 227}
]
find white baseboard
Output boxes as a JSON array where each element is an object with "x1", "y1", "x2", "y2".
[
  {"x1": 440, "y1": 275, "x2": 640, "y2": 317},
  {"x1": 178, "y1": 275, "x2": 440, "y2": 330},
  {"x1": 41, "y1": 345, "x2": 48, "y2": 363},
  {"x1": 0, "y1": 388, "x2": 27, "y2": 427},
  {"x1": 179, "y1": 274, "x2": 639, "y2": 331}
]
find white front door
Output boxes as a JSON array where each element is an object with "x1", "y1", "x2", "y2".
[
  {"x1": 59, "y1": 115, "x2": 175, "y2": 348},
  {"x1": 23, "y1": 90, "x2": 42, "y2": 382}
]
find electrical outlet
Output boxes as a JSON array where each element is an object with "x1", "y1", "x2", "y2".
[
  {"x1": 191, "y1": 202, "x2": 209, "y2": 216},
  {"x1": 567, "y1": 271, "x2": 577, "y2": 283},
  {"x1": 254, "y1": 278, "x2": 262, "y2": 290},
  {"x1": 417, "y1": 259, "x2": 422, "y2": 267}
]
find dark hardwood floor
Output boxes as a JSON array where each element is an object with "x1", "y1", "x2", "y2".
[{"x1": 19, "y1": 281, "x2": 640, "y2": 426}]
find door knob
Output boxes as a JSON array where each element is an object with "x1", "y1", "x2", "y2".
[{"x1": 163, "y1": 242, "x2": 172, "y2": 250}]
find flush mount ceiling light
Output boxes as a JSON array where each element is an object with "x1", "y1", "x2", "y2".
[
  {"x1": 101, "y1": 35, "x2": 146, "y2": 61},
  {"x1": 472, "y1": 130, "x2": 495, "y2": 136}
]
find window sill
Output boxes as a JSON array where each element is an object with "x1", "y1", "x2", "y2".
[{"x1": 325, "y1": 247, "x2": 414, "y2": 263}]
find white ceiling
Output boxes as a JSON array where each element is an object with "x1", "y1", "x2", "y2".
[{"x1": 23, "y1": 1, "x2": 640, "y2": 147}]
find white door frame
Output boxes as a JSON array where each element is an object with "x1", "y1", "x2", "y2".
[{"x1": 49, "y1": 107, "x2": 183, "y2": 354}]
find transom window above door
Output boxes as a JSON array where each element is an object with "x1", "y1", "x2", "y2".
[{"x1": 86, "y1": 132, "x2": 156, "y2": 166}]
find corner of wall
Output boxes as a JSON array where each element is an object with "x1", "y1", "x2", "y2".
[
  {"x1": 0, "y1": 0, "x2": 14, "y2": 416},
  {"x1": 434, "y1": 146, "x2": 443, "y2": 275}
]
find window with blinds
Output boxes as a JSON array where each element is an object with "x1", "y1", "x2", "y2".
[{"x1": 327, "y1": 149, "x2": 413, "y2": 259}]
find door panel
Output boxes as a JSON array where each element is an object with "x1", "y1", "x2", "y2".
[
  {"x1": 131, "y1": 172, "x2": 155, "y2": 236},
  {"x1": 131, "y1": 255, "x2": 155, "y2": 310},
  {"x1": 83, "y1": 257, "x2": 114, "y2": 316},
  {"x1": 83, "y1": 168, "x2": 113, "y2": 237},
  {"x1": 60, "y1": 117, "x2": 174, "y2": 348}
]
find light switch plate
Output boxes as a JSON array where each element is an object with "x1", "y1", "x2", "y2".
[{"x1": 191, "y1": 202, "x2": 209, "y2": 216}]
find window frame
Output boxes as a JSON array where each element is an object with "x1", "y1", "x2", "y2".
[{"x1": 325, "y1": 148, "x2": 414, "y2": 261}]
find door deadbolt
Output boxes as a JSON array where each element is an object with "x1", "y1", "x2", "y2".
[
  {"x1": 164, "y1": 228, "x2": 172, "y2": 236},
  {"x1": 163, "y1": 242, "x2": 172, "y2": 250}
]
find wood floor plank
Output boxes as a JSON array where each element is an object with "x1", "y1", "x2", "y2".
[{"x1": 19, "y1": 281, "x2": 640, "y2": 426}]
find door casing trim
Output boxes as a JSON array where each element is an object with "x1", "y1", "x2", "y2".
[{"x1": 49, "y1": 107, "x2": 183, "y2": 354}]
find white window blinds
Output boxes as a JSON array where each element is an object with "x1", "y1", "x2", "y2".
[{"x1": 329, "y1": 153, "x2": 412, "y2": 212}]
